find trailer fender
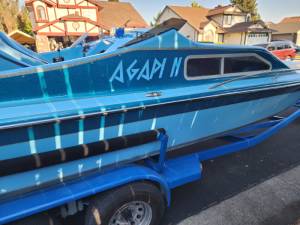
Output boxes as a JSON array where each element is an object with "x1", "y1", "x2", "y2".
[{"x1": 86, "y1": 164, "x2": 172, "y2": 206}]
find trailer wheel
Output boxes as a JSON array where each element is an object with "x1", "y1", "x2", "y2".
[
  {"x1": 85, "y1": 182, "x2": 165, "y2": 225},
  {"x1": 8, "y1": 213, "x2": 61, "y2": 225}
]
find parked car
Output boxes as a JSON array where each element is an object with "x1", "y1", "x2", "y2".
[{"x1": 256, "y1": 41, "x2": 297, "y2": 60}]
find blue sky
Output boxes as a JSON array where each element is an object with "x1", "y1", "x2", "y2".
[
  {"x1": 128, "y1": 0, "x2": 300, "y2": 24},
  {"x1": 21, "y1": 0, "x2": 300, "y2": 24}
]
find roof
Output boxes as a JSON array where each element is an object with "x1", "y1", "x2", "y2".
[
  {"x1": 167, "y1": 5, "x2": 209, "y2": 31},
  {"x1": 207, "y1": 4, "x2": 245, "y2": 17},
  {"x1": 207, "y1": 5, "x2": 232, "y2": 17},
  {"x1": 95, "y1": 1, "x2": 148, "y2": 29},
  {"x1": 225, "y1": 21, "x2": 274, "y2": 33},
  {"x1": 8, "y1": 30, "x2": 35, "y2": 45},
  {"x1": 280, "y1": 16, "x2": 300, "y2": 23},
  {"x1": 269, "y1": 22, "x2": 300, "y2": 34},
  {"x1": 25, "y1": 0, "x2": 103, "y2": 7},
  {"x1": 25, "y1": 0, "x2": 56, "y2": 6}
]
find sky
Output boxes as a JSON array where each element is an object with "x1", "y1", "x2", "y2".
[
  {"x1": 124, "y1": 0, "x2": 300, "y2": 24},
  {"x1": 20, "y1": 0, "x2": 300, "y2": 24}
]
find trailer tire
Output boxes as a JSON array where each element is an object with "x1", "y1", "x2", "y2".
[
  {"x1": 8, "y1": 213, "x2": 61, "y2": 225},
  {"x1": 85, "y1": 182, "x2": 165, "y2": 225}
]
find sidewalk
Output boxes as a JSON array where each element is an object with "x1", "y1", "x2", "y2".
[{"x1": 177, "y1": 165, "x2": 300, "y2": 225}]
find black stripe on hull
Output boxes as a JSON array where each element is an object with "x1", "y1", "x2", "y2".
[
  {"x1": 0, "y1": 129, "x2": 166, "y2": 177},
  {"x1": 1, "y1": 83, "x2": 300, "y2": 147}
]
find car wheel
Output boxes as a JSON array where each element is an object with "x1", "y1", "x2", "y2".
[{"x1": 85, "y1": 182, "x2": 166, "y2": 225}]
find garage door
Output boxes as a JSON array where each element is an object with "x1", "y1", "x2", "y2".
[
  {"x1": 272, "y1": 34, "x2": 294, "y2": 42},
  {"x1": 247, "y1": 33, "x2": 269, "y2": 45}
]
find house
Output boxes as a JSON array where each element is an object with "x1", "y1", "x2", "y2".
[
  {"x1": 25, "y1": 0, "x2": 148, "y2": 52},
  {"x1": 156, "y1": 5, "x2": 209, "y2": 42},
  {"x1": 269, "y1": 17, "x2": 300, "y2": 45},
  {"x1": 157, "y1": 4, "x2": 273, "y2": 45}
]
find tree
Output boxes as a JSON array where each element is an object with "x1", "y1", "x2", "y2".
[
  {"x1": 230, "y1": 0, "x2": 260, "y2": 21},
  {"x1": 191, "y1": 0, "x2": 201, "y2": 8},
  {"x1": 0, "y1": 0, "x2": 19, "y2": 33},
  {"x1": 150, "y1": 11, "x2": 162, "y2": 27},
  {"x1": 17, "y1": 7, "x2": 33, "y2": 35},
  {"x1": 0, "y1": 0, "x2": 33, "y2": 35}
]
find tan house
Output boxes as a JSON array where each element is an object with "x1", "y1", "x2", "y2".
[
  {"x1": 156, "y1": 5, "x2": 209, "y2": 42},
  {"x1": 157, "y1": 4, "x2": 273, "y2": 45},
  {"x1": 25, "y1": 0, "x2": 148, "y2": 51},
  {"x1": 269, "y1": 17, "x2": 300, "y2": 45}
]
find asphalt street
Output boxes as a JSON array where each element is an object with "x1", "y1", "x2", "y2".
[{"x1": 161, "y1": 110, "x2": 300, "y2": 225}]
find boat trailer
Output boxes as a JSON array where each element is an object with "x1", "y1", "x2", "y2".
[{"x1": 1, "y1": 106, "x2": 300, "y2": 224}]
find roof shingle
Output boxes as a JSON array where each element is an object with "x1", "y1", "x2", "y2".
[
  {"x1": 207, "y1": 5, "x2": 232, "y2": 17},
  {"x1": 269, "y1": 22, "x2": 300, "y2": 34},
  {"x1": 225, "y1": 21, "x2": 274, "y2": 33},
  {"x1": 96, "y1": 1, "x2": 148, "y2": 30},
  {"x1": 280, "y1": 16, "x2": 300, "y2": 23},
  {"x1": 167, "y1": 5, "x2": 209, "y2": 31}
]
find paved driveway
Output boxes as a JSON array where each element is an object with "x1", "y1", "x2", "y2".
[{"x1": 162, "y1": 112, "x2": 300, "y2": 225}]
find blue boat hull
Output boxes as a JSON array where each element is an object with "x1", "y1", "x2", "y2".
[{"x1": 0, "y1": 89, "x2": 299, "y2": 197}]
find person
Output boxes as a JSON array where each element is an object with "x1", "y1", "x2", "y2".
[
  {"x1": 49, "y1": 38, "x2": 59, "y2": 51},
  {"x1": 58, "y1": 42, "x2": 64, "y2": 50}
]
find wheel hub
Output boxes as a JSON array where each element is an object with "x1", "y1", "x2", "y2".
[{"x1": 109, "y1": 201, "x2": 152, "y2": 225}]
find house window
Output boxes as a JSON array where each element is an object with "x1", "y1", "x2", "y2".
[
  {"x1": 224, "y1": 56, "x2": 271, "y2": 74},
  {"x1": 246, "y1": 15, "x2": 251, "y2": 22},
  {"x1": 36, "y1": 6, "x2": 47, "y2": 21},
  {"x1": 224, "y1": 15, "x2": 232, "y2": 26},
  {"x1": 186, "y1": 57, "x2": 222, "y2": 78}
]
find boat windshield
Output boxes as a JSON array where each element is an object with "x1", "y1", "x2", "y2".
[{"x1": 121, "y1": 18, "x2": 187, "y2": 48}]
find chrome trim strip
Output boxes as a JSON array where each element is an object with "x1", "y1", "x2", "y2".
[
  {"x1": 1, "y1": 81, "x2": 300, "y2": 131},
  {"x1": 210, "y1": 68, "x2": 300, "y2": 89}
]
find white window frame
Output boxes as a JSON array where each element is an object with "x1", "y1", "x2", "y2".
[
  {"x1": 224, "y1": 15, "x2": 233, "y2": 26},
  {"x1": 184, "y1": 53, "x2": 273, "y2": 81}
]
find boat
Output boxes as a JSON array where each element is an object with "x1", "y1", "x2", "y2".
[
  {"x1": 0, "y1": 18, "x2": 300, "y2": 199},
  {"x1": 40, "y1": 29, "x2": 146, "y2": 62},
  {"x1": 0, "y1": 28, "x2": 145, "y2": 71}
]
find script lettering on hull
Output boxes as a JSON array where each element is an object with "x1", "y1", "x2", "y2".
[{"x1": 110, "y1": 57, "x2": 183, "y2": 84}]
